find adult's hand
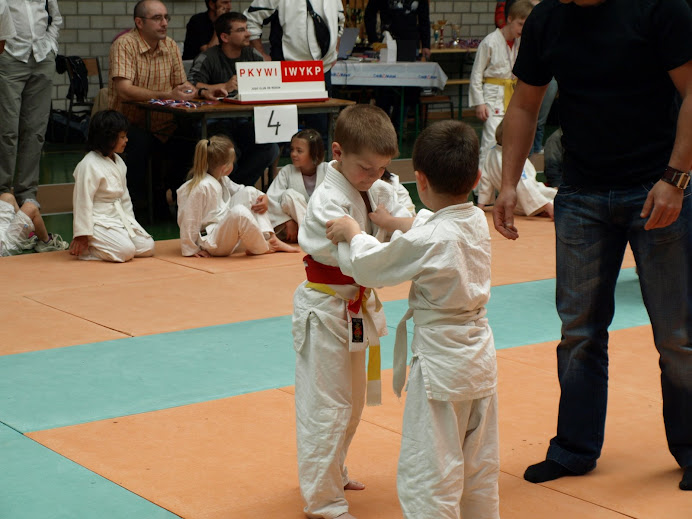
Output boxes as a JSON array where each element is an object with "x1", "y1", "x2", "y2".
[
  {"x1": 640, "y1": 180, "x2": 684, "y2": 230},
  {"x1": 225, "y1": 75, "x2": 238, "y2": 93},
  {"x1": 493, "y1": 187, "x2": 520, "y2": 240},
  {"x1": 170, "y1": 81, "x2": 197, "y2": 101}
]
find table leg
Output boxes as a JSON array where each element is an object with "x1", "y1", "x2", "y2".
[{"x1": 145, "y1": 110, "x2": 153, "y2": 224}]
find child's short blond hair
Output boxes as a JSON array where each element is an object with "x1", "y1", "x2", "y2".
[
  {"x1": 508, "y1": 0, "x2": 534, "y2": 21},
  {"x1": 334, "y1": 104, "x2": 399, "y2": 158}
]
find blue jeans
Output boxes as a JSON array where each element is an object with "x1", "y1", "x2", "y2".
[{"x1": 548, "y1": 182, "x2": 692, "y2": 473}]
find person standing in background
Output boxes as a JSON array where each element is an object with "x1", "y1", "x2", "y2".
[
  {"x1": 182, "y1": 0, "x2": 232, "y2": 60},
  {"x1": 0, "y1": 0, "x2": 62, "y2": 207}
]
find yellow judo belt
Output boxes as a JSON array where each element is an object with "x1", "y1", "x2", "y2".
[
  {"x1": 306, "y1": 282, "x2": 383, "y2": 406},
  {"x1": 483, "y1": 77, "x2": 518, "y2": 112}
]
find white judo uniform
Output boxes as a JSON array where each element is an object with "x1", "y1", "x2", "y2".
[
  {"x1": 72, "y1": 151, "x2": 154, "y2": 262},
  {"x1": 469, "y1": 28, "x2": 520, "y2": 163},
  {"x1": 176, "y1": 174, "x2": 273, "y2": 257},
  {"x1": 266, "y1": 162, "x2": 328, "y2": 231},
  {"x1": 384, "y1": 172, "x2": 416, "y2": 216},
  {"x1": 479, "y1": 145, "x2": 556, "y2": 216},
  {"x1": 0, "y1": 199, "x2": 33, "y2": 257},
  {"x1": 293, "y1": 161, "x2": 411, "y2": 519},
  {"x1": 344, "y1": 203, "x2": 499, "y2": 519}
]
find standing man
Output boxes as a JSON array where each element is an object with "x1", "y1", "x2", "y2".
[
  {"x1": 188, "y1": 11, "x2": 279, "y2": 187},
  {"x1": 182, "y1": 0, "x2": 232, "y2": 60},
  {"x1": 494, "y1": 0, "x2": 692, "y2": 491},
  {"x1": 109, "y1": 0, "x2": 207, "y2": 209},
  {"x1": 0, "y1": 0, "x2": 62, "y2": 207}
]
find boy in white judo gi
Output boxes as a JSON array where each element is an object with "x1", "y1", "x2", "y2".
[
  {"x1": 470, "y1": 0, "x2": 534, "y2": 163},
  {"x1": 327, "y1": 120, "x2": 500, "y2": 519},
  {"x1": 478, "y1": 119, "x2": 556, "y2": 217},
  {"x1": 0, "y1": 193, "x2": 68, "y2": 256},
  {"x1": 292, "y1": 104, "x2": 412, "y2": 519},
  {"x1": 70, "y1": 110, "x2": 155, "y2": 262}
]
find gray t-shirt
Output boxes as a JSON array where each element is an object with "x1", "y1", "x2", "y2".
[{"x1": 188, "y1": 45, "x2": 264, "y2": 86}]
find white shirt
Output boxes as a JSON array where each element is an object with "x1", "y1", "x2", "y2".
[
  {"x1": 0, "y1": 0, "x2": 16, "y2": 41},
  {"x1": 5, "y1": 0, "x2": 62, "y2": 63}
]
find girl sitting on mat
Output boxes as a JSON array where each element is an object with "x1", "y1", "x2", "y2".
[
  {"x1": 70, "y1": 110, "x2": 155, "y2": 262},
  {"x1": 266, "y1": 129, "x2": 328, "y2": 243},
  {"x1": 176, "y1": 135, "x2": 298, "y2": 257}
]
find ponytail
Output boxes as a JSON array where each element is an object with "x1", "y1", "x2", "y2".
[{"x1": 186, "y1": 136, "x2": 236, "y2": 193}]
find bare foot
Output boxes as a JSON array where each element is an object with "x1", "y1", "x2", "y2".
[
  {"x1": 268, "y1": 235, "x2": 300, "y2": 253},
  {"x1": 246, "y1": 247, "x2": 275, "y2": 256},
  {"x1": 344, "y1": 480, "x2": 365, "y2": 491}
]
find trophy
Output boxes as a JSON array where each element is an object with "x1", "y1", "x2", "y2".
[
  {"x1": 436, "y1": 19, "x2": 447, "y2": 48},
  {"x1": 449, "y1": 24, "x2": 461, "y2": 49}
]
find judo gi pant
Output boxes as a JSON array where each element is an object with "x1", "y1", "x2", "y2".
[
  {"x1": 549, "y1": 184, "x2": 692, "y2": 473},
  {"x1": 294, "y1": 306, "x2": 366, "y2": 519},
  {"x1": 80, "y1": 224, "x2": 154, "y2": 263},
  {"x1": 203, "y1": 205, "x2": 270, "y2": 256},
  {"x1": 276, "y1": 188, "x2": 308, "y2": 230},
  {"x1": 479, "y1": 111, "x2": 503, "y2": 166},
  {"x1": 398, "y1": 360, "x2": 500, "y2": 519},
  {"x1": 0, "y1": 51, "x2": 55, "y2": 204}
]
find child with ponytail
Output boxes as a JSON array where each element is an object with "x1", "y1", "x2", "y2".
[{"x1": 176, "y1": 135, "x2": 298, "y2": 257}]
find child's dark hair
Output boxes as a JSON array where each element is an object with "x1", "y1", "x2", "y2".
[
  {"x1": 412, "y1": 120, "x2": 479, "y2": 196},
  {"x1": 292, "y1": 129, "x2": 325, "y2": 165},
  {"x1": 87, "y1": 110, "x2": 129, "y2": 156}
]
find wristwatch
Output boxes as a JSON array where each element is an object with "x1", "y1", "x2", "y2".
[{"x1": 661, "y1": 166, "x2": 690, "y2": 190}]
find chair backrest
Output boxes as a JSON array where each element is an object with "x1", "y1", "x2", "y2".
[{"x1": 82, "y1": 57, "x2": 104, "y2": 89}]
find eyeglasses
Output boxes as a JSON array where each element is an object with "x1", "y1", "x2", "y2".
[
  {"x1": 138, "y1": 14, "x2": 171, "y2": 23},
  {"x1": 227, "y1": 27, "x2": 248, "y2": 34}
]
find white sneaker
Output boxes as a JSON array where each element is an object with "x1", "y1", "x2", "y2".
[{"x1": 35, "y1": 233, "x2": 69, "y2": 253}]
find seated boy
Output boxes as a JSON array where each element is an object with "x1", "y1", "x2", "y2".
[
  {"x1": 0, "y1": 193, "x2": 68, "y2": 256},
  {"x1": 478, "y1": 119, "x2": 556, "y2": 218},
  {"x1": 292, "y1": 104, "x2": 412, "y2": 519},
  {"x1": 326, "y1": 120, "x2": 500, "y2": 519}
]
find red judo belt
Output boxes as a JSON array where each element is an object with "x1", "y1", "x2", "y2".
[{"x1": 303, "y1": 255, "x2": 367, "y2": 314}]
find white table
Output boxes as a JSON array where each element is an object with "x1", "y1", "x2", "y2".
[
  {"x1": 331, "y1": 61, "x2": 448, "y2": 90},
  {"x1": 331, "y1": 62, "x2": 448, "y2": 145}
]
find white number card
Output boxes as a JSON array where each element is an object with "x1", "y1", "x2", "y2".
[{"x1": 254, "y1": 105, "x2": 298, "y2": 144}]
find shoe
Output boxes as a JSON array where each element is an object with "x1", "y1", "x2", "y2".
[{"x1": 35, "y1": 233, "x2": 69, "y2": 253}]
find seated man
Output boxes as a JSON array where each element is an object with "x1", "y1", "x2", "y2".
[
  {"x1": 189, "y1": 11, "x2": 279, "y2": 188},
  {"x1": 109, "y1": 0, "x2": 221, "y2": 212},
  {"x1": 182, "y1": 0, "x2": 232, "y2": 60}
]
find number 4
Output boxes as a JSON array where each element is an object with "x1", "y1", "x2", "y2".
[{"x1": 267, "y1": 110, "x2": 281, "y2": 136}]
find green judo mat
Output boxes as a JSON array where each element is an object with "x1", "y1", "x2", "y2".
[{"x1": 0, "y1": 269, "x2": 648, "y2": 434}]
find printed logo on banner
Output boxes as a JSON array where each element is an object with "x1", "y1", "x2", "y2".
[{"x1": 280, "y1": 61, "x2": 325, "y2": 82}]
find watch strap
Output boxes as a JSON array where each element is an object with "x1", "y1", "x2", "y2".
[{"x1": 661, "y1": 166, "x2": 690, "y2": 190}]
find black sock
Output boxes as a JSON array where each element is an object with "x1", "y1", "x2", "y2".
[
  {"x1": 524, "y1": 460, "x2": 579, "y2": 483},
  {"x1": 681, "y1": 467, "x2": 692, "y2": 491}
]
